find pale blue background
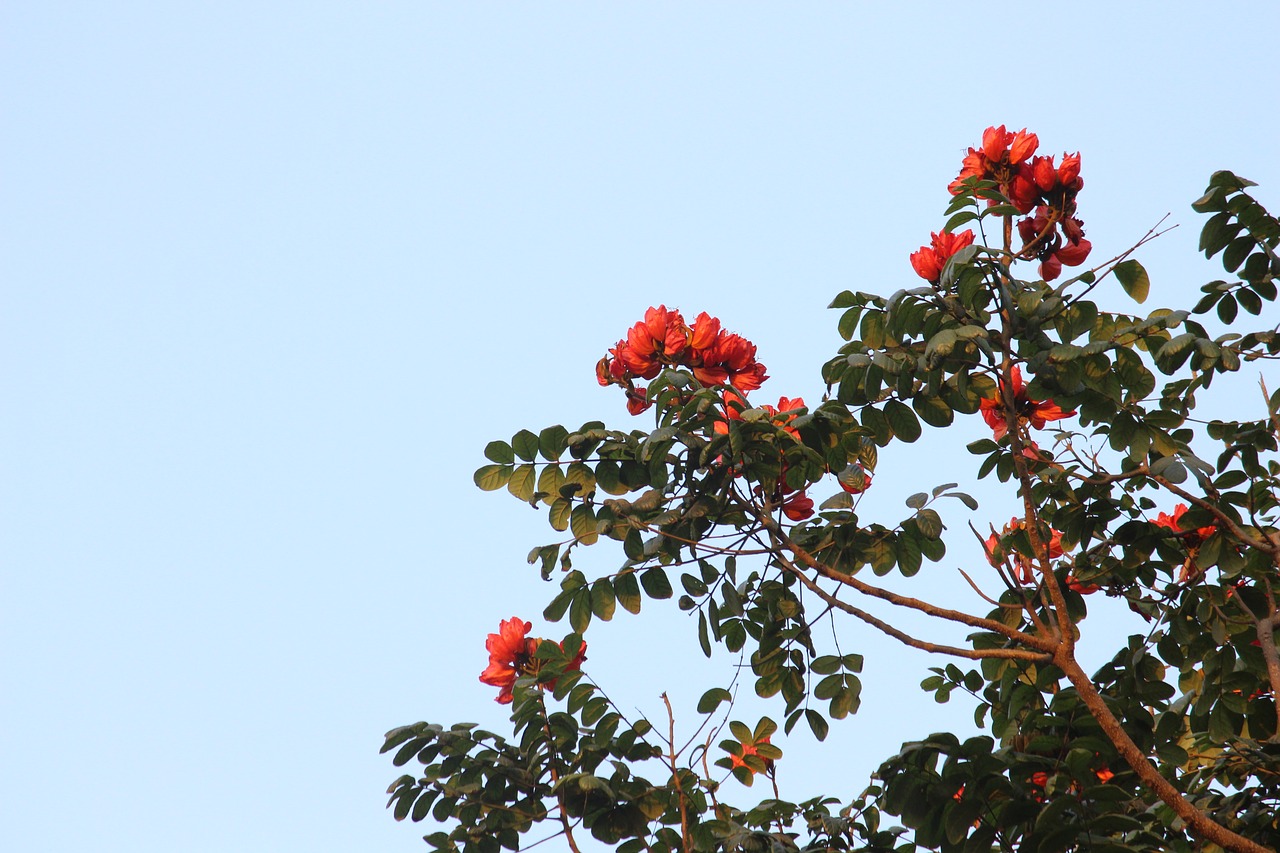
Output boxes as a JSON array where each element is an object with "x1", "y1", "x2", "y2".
[{"x1": 4, "y1": 3, "x2": 1279, "y2": 851}]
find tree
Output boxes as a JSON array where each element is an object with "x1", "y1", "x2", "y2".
[{"x1": 383, "y1": 126, "x2": 1280, "y2": 852}]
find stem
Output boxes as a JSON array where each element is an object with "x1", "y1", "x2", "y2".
[
  {"x1": 540, "y1": 706, "x2": 583, "y2": 853},
  {"x1": 661, "y1": 693, "x2": 691, "y2": 852}
]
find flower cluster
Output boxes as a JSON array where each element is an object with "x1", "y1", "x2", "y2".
[
  {"x1": 597, "y1": 306, "x2": 768, "y2": 414},
  {"x1": 979, "y1": 366, "x2": 1075, "y2": 443},
  {"x1": 598, "y1": 308, "x2": 870, "y2": 522},
  {"x1": 909, "y1": 229, "x2": 976, "y2": 283},
  {"x1": 479, "y1": 617, "x2": 586, "y2": 704},
  {"x1": 947, "y1": 125, "x2": 1093, "y2": 281}
]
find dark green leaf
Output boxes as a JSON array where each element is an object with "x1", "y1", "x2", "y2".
[{"x1": 640, "y1": 568, "x2": 673, "y2": 599}]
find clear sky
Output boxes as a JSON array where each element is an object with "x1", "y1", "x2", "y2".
[{"x1": 4, "y1": 3, "x2": 1279, "y2": 852}]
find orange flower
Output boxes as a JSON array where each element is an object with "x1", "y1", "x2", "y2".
[
  {"x1": 1066, "y1": 575, "x2": 1101, "y2": 595},
  {"x1": 1153, "y1": 504, "x2": 1216, "y2": 583},
  {"x1": 1095, "y1": 766, "x2": 1115, "y2": 783},
  {"x1": 598, "y1": 307, "x2": 769, "y2": 413},
  {"x1": 838, "y1": 462, "x2": 873, "y2": 495},
  {"x1": 479, "y1": 617, "x2": 535, "y2": 705},
  {"x1": 730, "y1": 735, "x2": 772, "y2": 773},
  {"x1": 1016, "y1": 207, "x2": 1092, "y2": 282},
  {"x1": 979, "y1": 366, "x2": 1075, "y2": 441},
  {"x1": 909, "y1": 229, "x2": 976, "y2": 283},
  {"x1": 984, "y1": 517, "x2": 1064, "y2": 585},
  {"x1": 478, "y1": 618, "x2": 586, "y2": 704},
  {"x1": 949, "y1": 126, "x2": 1040, "y2": 212},
  {"x1": 781, "y1": 491, "x2": 814, "y2": 521},
  {"x1": 1152, "y1": 504, "x2": 1215, "y2": 542}
]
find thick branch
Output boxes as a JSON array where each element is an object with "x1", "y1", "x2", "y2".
[{"x1": 1054, "y1": 651, "x2": 1270, "y2": 853}]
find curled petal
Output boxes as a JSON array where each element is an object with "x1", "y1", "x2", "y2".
[
  {"x1": 910, "y1": 246, "x2": 943, "y2": 281},
  {"x1": 688, "y1": 312, "x2": 721, "y2": 351},
  {"x1": 1008, "y1": 128, "x2": 1039, "y2": 164},
  {"x1": 1056, "y1": 237, "x2": 1092, "y2": 267},
  {"x1": 982, "y1": 125, "x2": 1010, "y2": 162}
]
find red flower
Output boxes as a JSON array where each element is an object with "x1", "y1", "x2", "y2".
[
  {"x1": 979, "y1": 366, "x2": 1075, "y2": 441},
  {"x1": 910, "y1": 229, "x2": 976, "y2": 283},
  {"x1": 1066, "y1": 575, "x2": 1101, "y2": 595},
  {"x1": 478, "y1": 617, "x2": 586, "y2": 704},
  {"x1": 984, "y1": 517, "x2": 1064, "y2": 585},
  {"x1": 949, "y1": 126, "x2": 1040, "y2": 211},
  {"x1": 1153, "y1": 504, "x2": 1215, "y2": 542},
  {"x1": 838, "y1": 462, "x2": 873, "y2": 495},
  {"x1": 597, "y1": 307, "x2": 769, "y2": 414},
  {"x1": 781, "y1": 491, "x2": 814, "y2": 521},
  {"x1": 984, "y1": 125, "x2": 1039, "y2": 165},
  {"x1": 1153, "y1": 504, "x2": 1216, "y2": 582},
  {"x1": 730, "y1": 735, "x2": 773, "y2": 773},
  {"x1": 479, "y1": 617, "x2": 535, "y2": 705}
]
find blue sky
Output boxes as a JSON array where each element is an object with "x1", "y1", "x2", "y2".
[{"x1": 4, "y1": 3, "x2": 1279, "y2": 851}]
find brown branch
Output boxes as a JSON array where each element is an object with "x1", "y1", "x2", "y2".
[
  {"x1": 541, "y1": 715, "x2": 583, "y2": 853},
  {"x1": 786, "y1": 565, "x2": 1050, "y2": 662},
  {"x1": 751, "y1": 509, "x2": 1057, "y2": 654},
  {"x1": 1149, "y1": 472, "x2": 1277, "y2": 558},
  {"x1": 661, "y1": 693, "x2": 691, "y2": 853},
  {"x1": 1054, "y1": 650, "x2": 1271, "y2": 853}
]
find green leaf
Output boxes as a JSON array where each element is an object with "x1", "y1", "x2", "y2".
[
  {"x1": 507, "y1": 464, "x2": 536, "y2": 501},
  {"x1": 916, "y1": 508, "x2": 944, "y2": 539},
  {"x1": 811, "y1": 655, "x2": 842, "y2": 675},
  {"x1": 538, "y1": 425, "x2": 570, "y2": 461},
  {"x1": 569, "y1": 589, "x2": 592, "y2": 634},
  {"x1": 614, "y1": 571, "x2": 642, "y2": 614},
  {"x1": 548, "y1": 498, "x2": 571, "y2": 532},
  {"x1": 537, "y1": 465, "x2": 566, "y2": 505},
  {"x1": 590, "y1": 579, "x2": 617, "y2": 621},
  {"x1": 1114, "y1": 259, "x2": 1150, "y2": 304},
  {"x1": 913, "y1": 394, "x2": 954, "y2": 428},
  {"x1": 884, "y1": 399, "x2": 922, "y2": 442},
  {"x1": 806, "y1": 709, "x2": 829, "y2": 741},
  {"x1": 484, "y1": 440, "x2": 515, "y2": 464},
  {"x1": 512, "y1": 429, "x2": 540, "y2": 462},
  {"x1": 474, "y1": 464, "x2": 512, "y2": 491},
  {"x1": 544, "y1": 589, "x2": 575, "y2": 622},
  {"x1": 697, "y1": 688, "x2": 732, "y2": 714},
  {"x1": 570, "y1": 505, "x2": 599, "y2": 545},
  {"x1": 640, "y1": 568, "x2": 673, "y2": 599}
]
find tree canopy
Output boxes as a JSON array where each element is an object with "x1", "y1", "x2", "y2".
[{"x1": 384, "y1": 126, "x2": 1280, "y2": 853}]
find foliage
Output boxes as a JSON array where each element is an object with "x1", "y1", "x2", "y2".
[{"x1": 385, "y1": 127, "x2": 1280, "y2": 853}]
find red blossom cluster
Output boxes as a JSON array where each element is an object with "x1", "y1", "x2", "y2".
[
  {"x1": 478, "y1": 617, "x2": 586, "y2": 704},
  {"x1": 1153, "y1": 504, "x2": 1217, "y2": 583},
  {"x1": 910, "y1": 229, "x2": 976, "y2": 283},
  {"x1": 946, "y1": 125, "x2": 1093, "y2": 281},
  {"x1": 598, "y1": 308, "x2": 871, "y2": 521},
  {"x1": 597, "y1": 306, "x2": 768, "y2": 414},
  {"x1": 979, "y1": 366, "x2": 1075, "y2": 442}
]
